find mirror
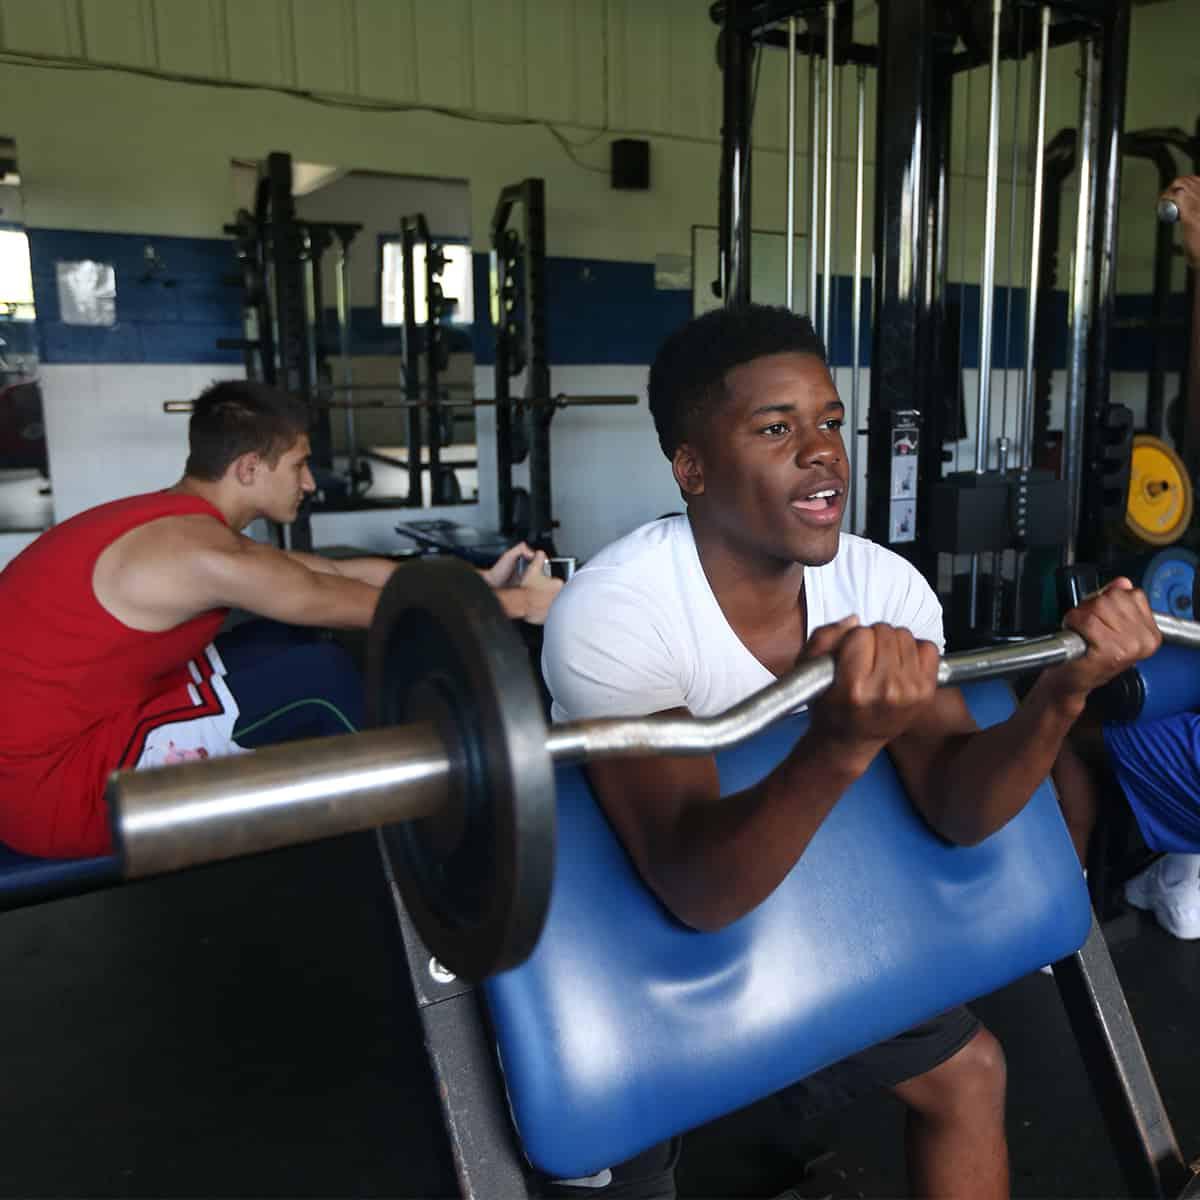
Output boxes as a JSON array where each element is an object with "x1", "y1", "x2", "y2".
[
  {"x1": 230, "y1": 161, "x2": 477, "y2": 510},
  {"x1": 0, "y1": 139, "x2": 50, "y2": 532}
]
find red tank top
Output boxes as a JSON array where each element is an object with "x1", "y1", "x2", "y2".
[{"x1": 0, "y1": 492, "x2": 229, "y2": 857}]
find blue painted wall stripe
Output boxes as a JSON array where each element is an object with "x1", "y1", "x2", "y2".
[{"x1": 19, "y1": 228, "x2": 1188, "y2": 375}]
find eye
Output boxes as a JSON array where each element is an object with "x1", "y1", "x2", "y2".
[
  {"x1": 819, "y1": 417, "x2": 845, "y2": 432},
  {"x1": 760, "y1": 421, "x2": 790, "y2": 437}
]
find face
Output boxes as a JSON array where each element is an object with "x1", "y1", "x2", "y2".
[
  {"x1": 253, "y1": 434, "x2": 317, "y2": 523},
  {"x1": 674, "y1": 351, "x2": 848, "y2": 567}
]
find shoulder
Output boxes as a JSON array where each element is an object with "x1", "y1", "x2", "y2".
[
  {"x1": 542, "y1": 519, "x2": 691, "y2": 720},
  {"x1": 127, "y1": 513, "x2": 239, "y2": 556},
  {"x1": 97, "y1": 515, "x2": 240, "y2": 591},
  {"x1": 553, "y1": 518, "x2": 685, "y2": 621},
  {"x1": 584, "y1": 515, "x2": 686, "y2": 572}
]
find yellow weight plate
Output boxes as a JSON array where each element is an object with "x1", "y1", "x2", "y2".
[{"x1": 1125, "y1": 434, "x2": 1194, "y2": 546}]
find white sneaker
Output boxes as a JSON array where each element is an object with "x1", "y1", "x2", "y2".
[{"x1": 1124, "y1": 855, "x2": 1200, "y2": 940}]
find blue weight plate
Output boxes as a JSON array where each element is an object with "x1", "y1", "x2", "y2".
[{"x1": 1142, "y1": 547, "x2": 1199, "y2": 619}]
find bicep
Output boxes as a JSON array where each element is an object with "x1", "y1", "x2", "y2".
[
  {"x1": 282, "y1": 548, "x2": 343, "y2": 577},
  {"x1": 888, "y1": 687, "x2": 977, "y2": 814},
  {"x1": 584, "y1": 715, "x2": 721, "y2": 892},
  {"x1": 191, "y1": 539, "x2": 328, "y2": 615}
]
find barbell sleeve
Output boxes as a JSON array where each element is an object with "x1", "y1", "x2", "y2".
[
  {"x1": 1159, "y1": 197, "x2": 1180, "y2": 224},
  {"x1": 112, "y1": 614, "x2": 1200, "y2": 877},
  {"x1": 113, "y1": 723, "x2": 451, "y2": 877}
]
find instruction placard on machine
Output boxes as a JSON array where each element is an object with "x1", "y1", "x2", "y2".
[{"x1": 888, "y1": 411, "x2": 920, "y2": 544}]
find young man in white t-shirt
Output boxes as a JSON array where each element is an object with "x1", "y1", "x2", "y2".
[{"x1": 539, "y1": 304, "x2": 1161, "y2": 1200}]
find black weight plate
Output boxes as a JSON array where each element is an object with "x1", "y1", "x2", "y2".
[{"x1": 366, "y1": 559, "x2": 555, "y2": 982}]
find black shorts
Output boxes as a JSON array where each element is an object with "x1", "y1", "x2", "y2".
[{"x1": 536, "y1": 1005, "x2": 981, "y2": 1199}]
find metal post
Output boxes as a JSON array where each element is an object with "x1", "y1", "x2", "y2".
[
  {"x1": 822, "y1": 0, "x2": 836, "y2": 346},
  {"x1": 301, "y1": 231, "x2": 321, "y2": 405},
  {"x1": 400, "y1": 221, "x2": 424, "y2": 508},
  {"x1": 1079, "y1": 0, "x2": 1133, "y2": 559},
  {"x1": 720, "y1": 2, "x2": 754, "y2": 307},
  {"x1": 809, "y1": 52, "x2": 821, "y2": 321},
  {"x1": 522, "y1": 179, "x2": 554, "y2": 549},
  {"x1": 1020, "y1": 6, "x2": 1051, "y2": 470},
  {"x1": 1053, "y1": 917, "x2": 1193, "y2": 1199},
  {"x1": 334, "y1": 235, "x2": 358, "y2": 488},
  {"x1": 1064, "y1": 40, "x2": 1100, "y2": 563},
  {"x1": 866, "y1": 0, "x2": 935, "y2": 564},
  {"x1": 786, "y1": 17, "x2": 798, "y2": 310},
  {"x1": 974, "y1": 0, "x2": 1003, "y2": 474},
  {"x1": 850, "y1": 64, "x2": 866, "y2": 535},
  {"x1": 421, "y1": 222, "x2": 445, "y2": 504}
]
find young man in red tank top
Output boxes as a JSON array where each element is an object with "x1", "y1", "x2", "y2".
[{"x1": 0, "y1": 380, "x2": 560, "y2": 860}]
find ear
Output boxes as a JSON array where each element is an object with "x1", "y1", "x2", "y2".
[
  {"x1": 232, "y1": 452, "x2": 261, "y2": 487},
  {"x1": 672, "y1": 442, "x2": 705, "y2": 498}
]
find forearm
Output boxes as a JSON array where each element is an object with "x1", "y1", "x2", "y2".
[
  {"x1": 653, "y1": 735, "x2": 865, "y2": 931},
  {"x1": 336, "y1": 557, "x2": 401, "y2": 588},
  {"x1": 920, "y1": 676, "x2": 1084, "y2": 846},
  {"x1": 494, "y1": 587, "x2": 530, "y2": 621},
  {"x1": 284, "y1": 550, "x2": 399, "y2": 588},
  {"x1": 247, "y1": 571, "x2": 381, "y2": 630}
]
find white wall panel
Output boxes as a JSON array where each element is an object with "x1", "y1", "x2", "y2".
[
  {"x1": 412, "y1": 0, "x2": 472, "y2": 110},
  {"x1": 0, "y1": 0, "x2": 82, "y2": 57},
  {"x1": 42, "y1": 364, "x2": 243, "y2": 521},
  {"x1": 471, "y1": 0, "x2": 525, "y2": 118},
  {"x1": 524, "y1": 0, "x2": 575, "y2": 124},
  {"x1": 224, "y1": 0, "x2": 291, "y2": 87},
  {"x1": 354, "y1": 0, "x2": 418, "y2": 104},
  {"x1": 80, "y1": 0, "x2": 155, "y2": 68},
  {"x1": 291, "y1": 0, "x2": 355, "y2": 97},
  {"x1": 152, "y1": 0, "x2": 226, "y2": 79}
]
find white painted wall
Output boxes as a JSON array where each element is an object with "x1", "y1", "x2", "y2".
[
  {"x1": 27, "y1": 355, "x2": 1167, "y2": 566},
  {"x1": 0, "y1": 530, "x2": 39, "y2": 571},
  {"x1": 39, "y1": 364, "x2": 245, "y2": 521},
  {"x1": 483, "y1": 364, "x2": 682, "y2": 560}
]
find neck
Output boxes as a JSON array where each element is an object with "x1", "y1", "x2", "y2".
[
  {"x1": 688, "y1": 511, "x2": 805, "y2": 632},
  {"x1": 169, "y1": 476, "x2": 243, "y2": 529}
]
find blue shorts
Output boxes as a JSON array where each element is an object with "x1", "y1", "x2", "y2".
[
  {"x1": 130, "y1": 621, "x2": 363, "y2": 772},
  {"x1": 1103, "y1": 713, "x2": 1200, "y2": 852}
]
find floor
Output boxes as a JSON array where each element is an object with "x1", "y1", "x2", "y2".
[{"x1": 1, "y1": 835, "x2": 1198, "y2": 1200}]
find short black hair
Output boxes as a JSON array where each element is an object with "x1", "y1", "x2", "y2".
[
  {"x1": 185, "y1": 381, "x2": 310, "y2": 481},
  {"x1": 648, "y1": 304, "x2": 827, "y2": 459}
]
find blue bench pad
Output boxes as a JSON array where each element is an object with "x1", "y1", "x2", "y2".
[
  {"x1": 0, "y1": 845, "x2": 119, "y2": 910},
  {"x1": 484, "y1": 679, "x2": 1092, "y2": 1180}
]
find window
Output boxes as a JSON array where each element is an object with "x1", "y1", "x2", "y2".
[
  {"x1": 0, "y1": 228, "x2": 35, "y2": 321},
  {"x1": 381, "y1": 240, "x2": 474, "y2": 327}
]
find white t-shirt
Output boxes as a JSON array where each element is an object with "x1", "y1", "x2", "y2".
[{"x1": 542, "y1": 515, "x2": 944, "y2": 722}]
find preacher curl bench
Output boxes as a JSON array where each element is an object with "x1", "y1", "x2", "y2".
[{"x1": 2, "y1": 570, "x2": 1200, "y2": 1198}]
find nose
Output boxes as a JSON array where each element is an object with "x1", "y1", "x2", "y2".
[
  {"x1": 301, "y1": 466, "x2": 317, "y2": 494},
  {"x1": 794, "y1": 427, "x2": 842, "y2": 468}
]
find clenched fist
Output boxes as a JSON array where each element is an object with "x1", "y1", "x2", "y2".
[
  {"x1": 1045, "y1": 578, "x2": 1161, "y2": 705},
  {"x1": 804, "y1": 617, "x2": 941, "y2": 771}
]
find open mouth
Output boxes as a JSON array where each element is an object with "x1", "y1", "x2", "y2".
[{"x1": 790, "y1": 486, "x2": 844, "y2": 514}]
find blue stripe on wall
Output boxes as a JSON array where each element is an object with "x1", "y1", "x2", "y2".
[
  {"x1": 27, "y1": 228, "x2": 244, "y2": 365},
  {"x1": 469, "y1": 255, "x2": 692, "y2": 366},
  {"x1": 22, "y1": 227, "x2": 1189, "y2": 375}
]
